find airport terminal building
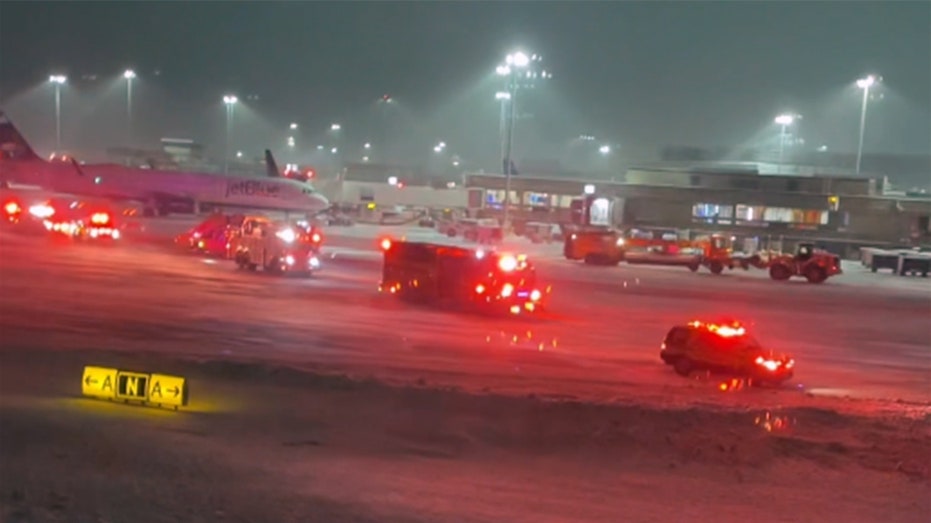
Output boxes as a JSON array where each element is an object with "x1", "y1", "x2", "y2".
[{"x1": 461, "y1": 168, "x2": 931, "y2": 251}]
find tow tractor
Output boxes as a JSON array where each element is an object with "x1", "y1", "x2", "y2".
[
  {"x1": 764, "y1": 242, "x2": 842, "y2": 283},
  {"x1": 689, "y1": 234, "x2": 765, "y2": 274},
  {"x1": 232, "y1": 216, "x2": 321, "y2": 275},
  {"x1": 379, "y1": 238, "x2": 550, "y2": 315}
]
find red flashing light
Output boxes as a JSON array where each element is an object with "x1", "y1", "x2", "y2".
[
  {"x1": 90, "y1": 212, "x2": 111, "y2": 225},
  {"x1": 380, "y1": 238, "x2": 392, "y2": 251},
  {"x1": 311, "y1": 232, "x2": 322, "y2": 243},
  {"x1": 689, "y1": 320, "x2": 746, "y2": 338},
  {"x1": 3, "y1": 201, "x2": 20, "y2": 215}
]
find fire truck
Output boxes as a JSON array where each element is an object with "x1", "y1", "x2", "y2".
[
  {"x1": 379, "y1": 238, "x2": 549, "y2": 315},
  {"x1": 232, "y1": 216, "x2": 322, "y2": 275}
]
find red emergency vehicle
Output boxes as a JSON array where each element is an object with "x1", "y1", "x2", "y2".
[{"x1": 379, "y1": 238, "x2": 549, "y2": 315}]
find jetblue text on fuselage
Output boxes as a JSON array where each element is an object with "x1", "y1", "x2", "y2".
[{"x1": 226, "y1": 180, "x2": 282, "y2": 198}]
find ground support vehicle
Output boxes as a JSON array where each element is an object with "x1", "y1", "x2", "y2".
[
  {"x1": 442, "y1": 218, "x2": 503, "y2": 245},
  {"x1": 762, "y1": 242, "x2": 842, "y2": 283},
  {"x1": 861, "y1": 247, "x2": 929, "y2": 277},
  {"x1": 563, "y1": 226, "x2": 626, "y2": 265},
  {"x1": 688, "y1": 234, "x2": 765, "y2": 274},
  {"x1": 659, "y1": 320, "x2": 795, "y2": 385},
  {"x1": 379, "y1": 238, "x2": 548, "y2": 315},
  {"x1": 624, "y1": 243, "x2": 703, "y2": 271},
  {"x1": 232, "y1": 216, "x2": 321, "y2": 276}
]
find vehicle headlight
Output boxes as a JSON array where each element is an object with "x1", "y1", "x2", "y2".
[
  {"x1": 616, "y1": 238, "x2": 625, "y2": 246},
  {"x1": 309, "y1": 256, "x2": 320, "y2": 268},
  {"x1": 285, "y1": 255, "x2": 295, "y2": 265},
  {"x1": 755, "y1": 356, "x2": 781, "y2": 372},
  {"x1": 276, "y1": 228, "x2": 297, "y2": 243}
]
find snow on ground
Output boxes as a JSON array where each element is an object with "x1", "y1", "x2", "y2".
[{"x1": 0, "y1": 222, "x2": 929, "y2": 522}]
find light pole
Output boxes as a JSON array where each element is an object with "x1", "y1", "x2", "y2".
[
  {"x1": 494, "y1": 91, "x2": 511, "y2": 164},
  {"x1": 48, "y1": 75, "x2": 67, "y2": 150},
  {"x1": 223, "y1": 95, "x2": 238, "y2": 174},
  {"x1": 123, "y1": 70, "x2": 136, "y2": 145},
  {"x1": 495, "y1": 51, "x2": 551, "y2": 233},
  {"x1": 774, "y1": 114, "x2": 795, "y2": 174},
  {"x1": 855, "y1": 75, "x2": 878, "y2": 175},
  {"x1": 376, "y1": 95, "x2": 396, "y2": 162}
]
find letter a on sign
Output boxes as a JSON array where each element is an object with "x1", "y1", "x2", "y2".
[
  {"x1": 82, "y1": 366, "x2": 118, "y2": 400},
  {"x1": 148, "y1": 374, "x2": 188, "y2": 408}
]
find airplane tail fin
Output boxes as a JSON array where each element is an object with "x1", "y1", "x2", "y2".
[
  {"x1": 264, "y1": 149, "x2": 281, "y2": 178},
  {"x1": 0, "y1": 111, "x2": 42, "y2": 162}
]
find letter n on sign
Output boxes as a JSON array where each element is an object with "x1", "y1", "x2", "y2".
[{"x1": 115, "y1": 371, "x2": 150, "y2": 402}]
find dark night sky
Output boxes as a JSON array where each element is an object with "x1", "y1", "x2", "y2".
[{"x1": 1, "y1": 1, "x2": 929, "y2": 167}]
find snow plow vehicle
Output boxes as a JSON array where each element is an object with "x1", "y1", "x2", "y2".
[
  {"x1": 379, "y1": 238, "x2": 549, "y2": 315},
  {"x1": 232, "y1": 216, "x2": 321, "y2": 276},
  {"x1": 659, "y1": 320, "x2": 795, "y2": 385}
]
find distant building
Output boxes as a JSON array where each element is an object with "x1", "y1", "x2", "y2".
[{"x1": 463, "y1": 167, "x2": 931, "y2": 253}]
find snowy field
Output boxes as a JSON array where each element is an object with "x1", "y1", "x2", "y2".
[{"x1": 0, "y1": 221, "x2": 928, "y2": 522}]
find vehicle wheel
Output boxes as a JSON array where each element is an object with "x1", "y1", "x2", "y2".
[
  {"x1": 583, "y1": 254, "x2": 596, "y2": 265},
  {"x1": 247, "y1": 263, "x2": 258, "y2": 271},
  {"x1": 674, "y1": 358, "x2": 692, "y2": 377},
  {"x1": 709, "y1": 261, "x2": 724, "y2": 275},
  {"x1": 805, "y1": 265, "x2": 827, "y2": 284},
  {"x1": 688, "y1": 263, "x2": 699, "y2": 272},
  {"x1": 769, "y1": 264, "x2": 792, "y2": 281}
]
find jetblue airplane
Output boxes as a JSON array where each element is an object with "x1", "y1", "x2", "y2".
[{"x1": 0, "y1": 111, "x2": 329, "y2": 216}]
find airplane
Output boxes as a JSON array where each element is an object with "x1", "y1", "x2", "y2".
[{"x1": 0, "y1": 111, "x2": 330, "y2": 217}]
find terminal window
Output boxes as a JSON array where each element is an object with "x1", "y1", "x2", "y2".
[
  {"x1": 523, "y1": 192, "x2": 552, "y2": 207},
  {"x1": 692, "y1": 203, "x2": 734, "y2": 224},
  {"x1": 735, "y1": 204, "x2": 828, "y2": 226}
]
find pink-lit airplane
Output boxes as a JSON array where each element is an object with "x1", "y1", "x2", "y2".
[{"x1": 0, "y1": 111, "x2": 329, "y2": 217}]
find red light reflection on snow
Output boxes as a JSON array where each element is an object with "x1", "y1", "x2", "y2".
[
  {"x1": 484, "y1": 330, "x2": 558, "y2": 352},
  {"x1": 717, "y1": 378, "x2": 750, "y2": 392},
  {"x1": 754, "y1": 411, "x2": 795, "y2": 433}
]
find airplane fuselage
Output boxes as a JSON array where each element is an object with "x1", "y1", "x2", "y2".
[{"x1": 0, "y1": 158, "x2": 328, "y2": 214}]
